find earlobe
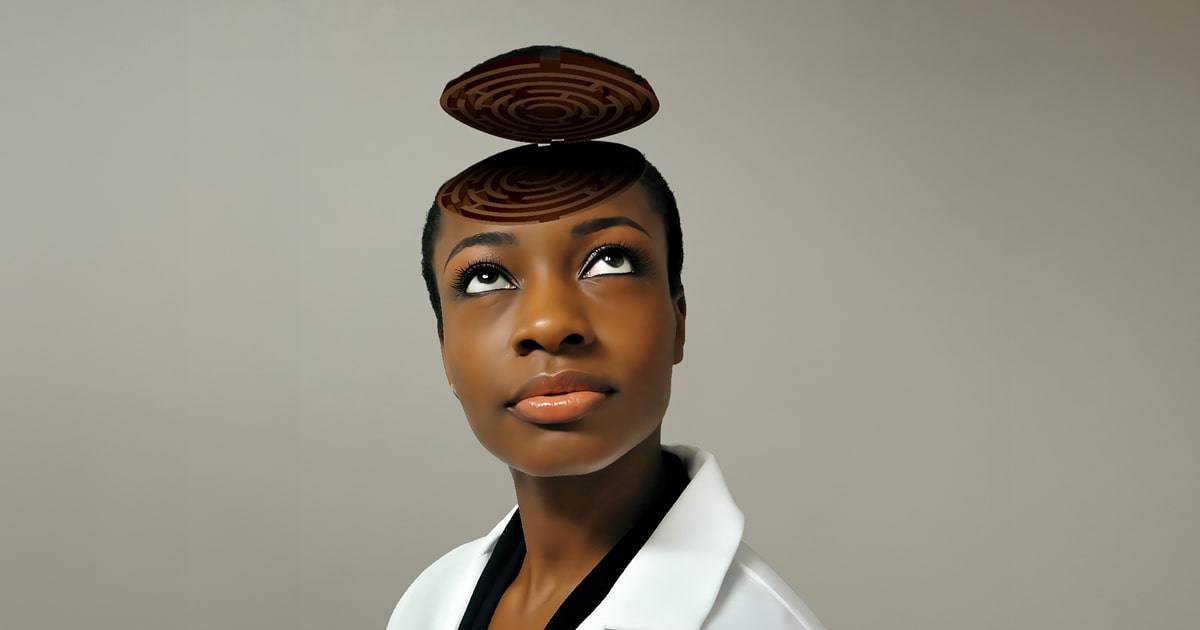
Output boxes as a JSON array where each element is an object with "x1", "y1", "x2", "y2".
[
  {"x1": 673, "y1": 290, "x2": 686, "y2": 364},
  {"x1": 439, "y1": 337, "x2": 455, "y2": 393}
]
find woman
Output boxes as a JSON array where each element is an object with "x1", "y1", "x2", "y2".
[{"x1": 386, "y1": 46, "x2": 826, "y2": 629}]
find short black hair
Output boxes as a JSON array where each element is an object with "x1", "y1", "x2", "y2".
[{"x1": 419, "y1": 157, "x2": 683, "y2": 340}]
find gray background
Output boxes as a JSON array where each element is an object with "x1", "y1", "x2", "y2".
[{"x1": 3, "y1": 1, "x2": 1197, "y2": 629}]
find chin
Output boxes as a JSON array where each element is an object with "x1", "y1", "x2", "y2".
[{"x1": 499, "y1": 436, "x2": 626, "y2": 478}]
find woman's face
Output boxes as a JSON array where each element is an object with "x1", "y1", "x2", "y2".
[{"x1": 434, "y1": 181, "x2": 685, "y2": 477}]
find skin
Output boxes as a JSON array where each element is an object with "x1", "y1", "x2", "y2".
[{"x1": 433, "y1": 180, "x2": 686, "y2": 628}]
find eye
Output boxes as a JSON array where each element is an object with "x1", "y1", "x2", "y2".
[
  {"x1": 449, "y1": 241, "x2": 648, "y2": 298},
  {"x1": 451, "y1": 260, "x2": 516, "y2": 296},
  {"x1": 581, "y1": 242, "x2": 646, "y2": 279}
]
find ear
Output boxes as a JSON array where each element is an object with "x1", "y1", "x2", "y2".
[
  {"x1": 439, "y1": 333, "x2": 458, "y2": 399},
  {"x1": 672, "y1": 288, "x2": 686, "y2": 365}
]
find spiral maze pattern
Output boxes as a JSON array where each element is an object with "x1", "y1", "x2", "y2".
[
  {"x1": 437, "y1": 143, "x2": 646, "y2": 223},
  {"x1": 440, "y1": 50, "x2": 659, "y2": 143}
]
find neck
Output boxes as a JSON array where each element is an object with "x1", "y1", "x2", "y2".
[{"x1": 507, "y1": 427, "x2": 665, "y2": 596}]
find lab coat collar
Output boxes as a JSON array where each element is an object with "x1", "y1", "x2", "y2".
[{"x1": 471, "y1": 442, "x2": 746, "y2": 630}]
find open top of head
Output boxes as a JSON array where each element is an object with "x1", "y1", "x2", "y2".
[{"x1": 436, "y1": 141, "x2": 647, "y2": 223}]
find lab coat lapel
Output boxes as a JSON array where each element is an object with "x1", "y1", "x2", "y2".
[
  {"x1": 577, "y1": 443, "x2": 746, "y2": 630},
  {"x1": 429, "y1": 504, "x2": 518, "y2": 629}
]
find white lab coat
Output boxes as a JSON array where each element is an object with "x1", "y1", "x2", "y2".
[{"x1": 385, "y1": 442, "x2": 827, "y2": 630}]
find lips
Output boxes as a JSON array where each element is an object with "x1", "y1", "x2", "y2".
[
  {"x1": 506, "y1": 369, "x2": 616, "y2": 406},
  {"x1": 505, "y1": 369, "x2": 616, "y2": 424}
]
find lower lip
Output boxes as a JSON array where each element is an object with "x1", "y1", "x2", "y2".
[{"x1": 508, "y1": 390, "x2": 611, "y2": 425}]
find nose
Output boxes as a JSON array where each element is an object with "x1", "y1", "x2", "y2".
[{"x1": 509, "y1": 274, "x2": 596, "y2": 356}]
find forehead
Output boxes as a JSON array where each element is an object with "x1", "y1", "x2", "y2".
[{"x1": 434, "y1": 181, "x2": 661, "y2": 266}]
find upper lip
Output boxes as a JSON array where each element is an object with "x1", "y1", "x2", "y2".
[{"x1": 506, "y1": 369, "x2": 615, "y2": 406}]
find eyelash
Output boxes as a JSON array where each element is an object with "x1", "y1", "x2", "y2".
[{"x1": 449, "y1": 240, "x2": 649, "y2": 298}]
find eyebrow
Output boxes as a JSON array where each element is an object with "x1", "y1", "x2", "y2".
[{"x1": 442, "y1": 216, "x2": 651, "y2": 271}]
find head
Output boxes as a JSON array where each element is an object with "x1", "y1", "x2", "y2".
[{"x1": 418, "y1": 146, "x2": 685, "y2": 477}]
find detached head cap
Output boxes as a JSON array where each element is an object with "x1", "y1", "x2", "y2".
[{"x1": 440, "y1": 45, "x2": 659, "y2": 143}]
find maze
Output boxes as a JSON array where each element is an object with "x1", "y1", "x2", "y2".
[
  {"x1": 436, "y1": 142, "x2": 647, "y2": 223},
  {"x1": 440, "y1": 47, "x2": 659, "y2": 143}
]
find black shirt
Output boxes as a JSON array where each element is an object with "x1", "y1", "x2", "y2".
[{"x1": 457, "y1": 448, "x2": 691, "y2": 630}]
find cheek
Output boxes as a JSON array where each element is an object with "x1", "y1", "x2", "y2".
[
  {"x1": 595, "y1": 294, "x2": 677, "y2": 380},
  {"x1": 442, "y1": 324, "x2": 500, "y2": 403}
]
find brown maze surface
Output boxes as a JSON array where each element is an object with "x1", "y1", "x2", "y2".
[
  {"x1": 436, "y1": 142, "x2": 647, "y2": 224},
  {"x1": 440, "y1": 46, "x2": 659, "y2": 143}
]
